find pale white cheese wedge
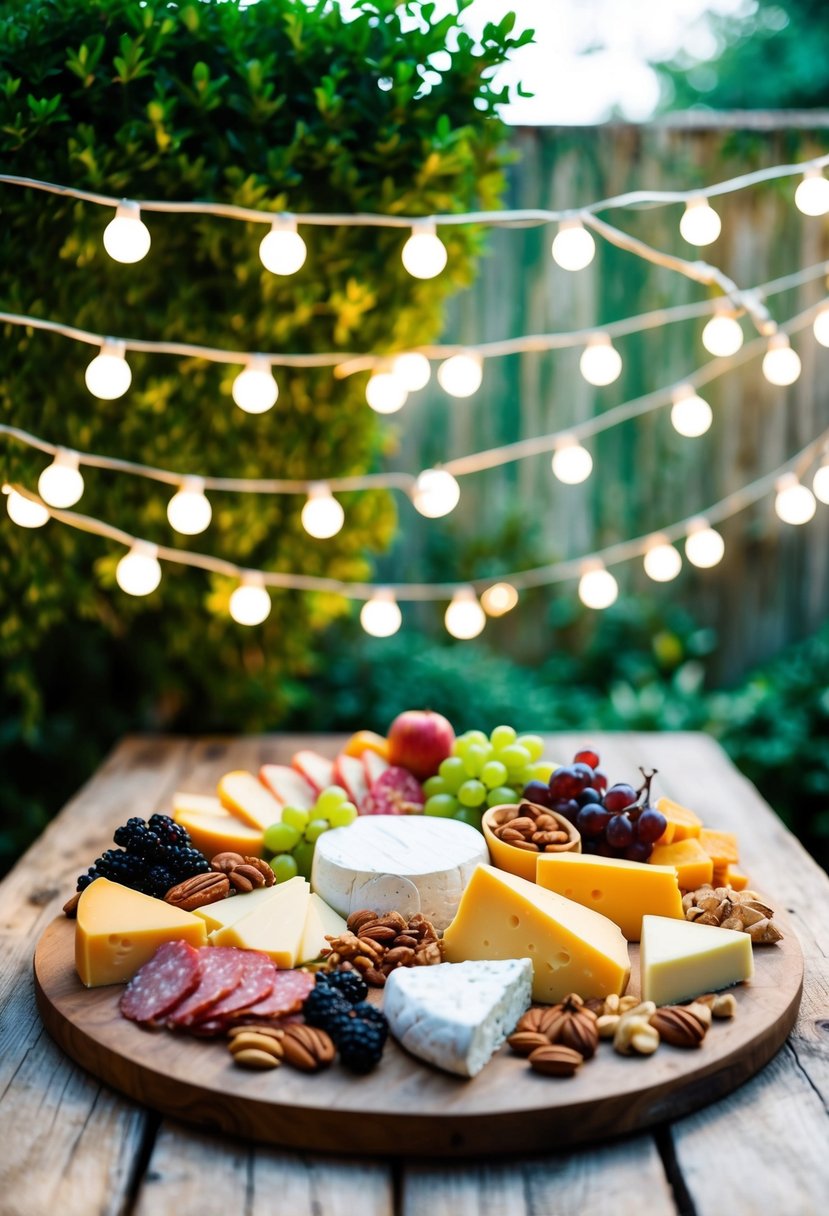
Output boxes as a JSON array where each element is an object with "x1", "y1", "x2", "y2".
[
  {"x1": 311, "y1": 815, "x2": 489, "y2": 932},
  {"x1": 298, "y1": 893, "x2": 347, "y2": 963},
  {"x1": 383, "y1": 959, "x2": 533, "y2": 1078},
  {"x1": 640, "y1": 914, "x2": 754, "y2": 1006}
]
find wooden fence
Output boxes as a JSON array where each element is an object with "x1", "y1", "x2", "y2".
[{"x1": 393, "y1": 117, "x2": 829, "y2": 685}]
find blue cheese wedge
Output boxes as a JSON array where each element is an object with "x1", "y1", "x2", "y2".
[{"x1": 383, "y1": 959, "x2": 533, "y2": 1077}]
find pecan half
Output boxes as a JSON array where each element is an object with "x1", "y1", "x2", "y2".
[
  {"x1": 211, "y1": 853, "x2": 274, "y2": 892},
  {"x1": 165, "y1": 872, "x2": 230, "y2": 911},
  {"x1": 528, "y1": 1044, "x2": 584, "y2": 1077},
  {"x1": 507, "y1": 1030, "x2": 550, "y2": 1057},
  {"x1": 281, "y1": 1025, "x2": 336, "y2": 1072},
  {"x1": 650, "y1": 1005, "x2": 708, "y2": 1048}
]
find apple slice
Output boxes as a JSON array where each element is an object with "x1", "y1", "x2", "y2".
[
  {"x1": 363, "y1": 750, "x2": 390, "y2": 788},
  {"x1": 332, "y1": 753, "x2": 369, "y2": 807},
  {"x1": 259, "y1": 764, "x2": 316, "y2": 809},
  {"x1": 292, "y1": 750, "x2": 335, "y2": 795}
]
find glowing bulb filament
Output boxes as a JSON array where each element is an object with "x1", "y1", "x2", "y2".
[
  {"x1": 360, "y1": 589, "x2": 402, "y2": 637},
  {"x1": 38, "y1": 450, "x2": 84, "y2": 508},
  {"x1": 103, "y1": 201, "x2": 151, "y2": 264},
  {"x1": 85, "y1": 340, "x2": 132, "y2": 400},
  {"x1": 232, "y1": 357, "x2": 279, "y2": 414},
  {"x1": 259, "y1": 218, "x2": 307, "y2": 275},
  {"x1": 301, "y1": 483, "x2": 344, "y2": 538},
  {"x1": 445, "y1": 588, "x2": 486, "y2": 639},
  {"x1": 401, "y1": 223, "x2": 447, "y2": 280}
]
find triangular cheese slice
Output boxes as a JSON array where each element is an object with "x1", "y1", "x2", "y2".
[
  {"x1": 298, "y1": 893, "x2": 346, "y2": 964},
  {"x1": 173, "y1": 802, "x2": 264, "y2": 861},
  {"x1": 210, "y1": 878, "x2": 310, "y2": 967},
  {"x1": 193, "y1": 881, "x2": 291, "y2": 933},
  {"x1": 640, "y1": 914, "x2": 754, "y2": 1006},
  {"x1": 75, "y1": 877, "x2": 207, "y2": 987},
  {"x1": 218, "y1": 770, "x2": 282, "y2": 831}
]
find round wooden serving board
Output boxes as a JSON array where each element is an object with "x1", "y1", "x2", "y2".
[{"x1": 34, "y1": 915, "x2": 803, "y2": 1158}]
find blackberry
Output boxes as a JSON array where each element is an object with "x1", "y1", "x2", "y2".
[
  {"x1": 148, "y1": 814, "x2": 190, "y2": 848},
  {"x1": 337, "y1": 1018, "x2": 386, "y2": 1073},
  {"x1": 95, "y1": 849, "x2": 147, "y2": 883},
  {"x1": 320, "y1": 968, "x2": 368, "y2": 1005},
  {"x1": 112, "y1": 819, "x2": 166, "y2": 862},
  {"x1": 165, "y1": 844, "x2": 210, "y2": 881},
  {"x1": 76, "y1": 869, "x2": 98, "y2": 893},
  {"x1": 302, "y1": 984, "x2": 352, "y2": 1033},
  {"x1": 350, "y1": 1002, "x2": 389, "y2": 1042},
  {"x1": 143, "y1": 864, "x2": 177, "y2": 899}
]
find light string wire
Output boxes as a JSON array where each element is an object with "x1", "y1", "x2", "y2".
[{"x1": 7, "y1": 425, "x2": 829, "y2": 602}]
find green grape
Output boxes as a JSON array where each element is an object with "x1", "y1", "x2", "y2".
[
  {"x1": 458, "y1": 779, "x2": 486, "y2": 808},
  {"x1": 315, "y1": 786, "x2": 349, "y2": 818},
  {"x1": 499, "y1": 744, "x2": 532, "y2": 772},
  {"x1": 490, "y1": 724, "x2": 517, "y2": 751},
  {"x1": 270, "y1": 853, "x2": 299, "y2": 883},
  {"x1": 438, "y1": 756, "x2": 468, "y2": 793},
  {"x1": 263, "y1": 821, "x2": 301, "y2": 854},
  {"x1": 423, "y1": 775, "x2": 447, "y2": 797},
  {"x1": 305, "y1": 818, "x2": 331, "y2": 843},
  {"x1": 486, "y1": 785, "x2": 522, "y2": 808},
  {"x1": 513, "y1": 767, "x2": 536, "y2": 789},
  {"x1": 424, "y1": 793, "x2": 459, "y2": 818},
  {"x1": 480, "y1": 759, "x2": 508, "y2": 789},
  {"x1": 517, "y1": 734, "x2": 545, "y2": 762},
  {"x1": 454, "y1": 805, "x2": 484, "y2": 830},
  {"x1": 454, "y1": 730, "x2": 488, "y2": 755},
  {"x1": 282, "y1": 806, "x2": 310, "y2": 832},
  {"x1": 529, "y1": 761, "x2": 557, "y2": 784},
  {"x1": 463, "y1": 743, "x2": 491, "y2": 777},
  {"x1": 292, "y1": 840, "x2": 316, "y2": 879},
  {"x1": 329, "y1": 801, "x2": 358, "y2": 828}
]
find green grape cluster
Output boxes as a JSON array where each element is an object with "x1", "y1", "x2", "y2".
[
  {"x1": 422, "y1": 726, "x2": 555, "y2": 831},
  {"x1": 264, "y1": 786, "x2": 358, "y2": 883}
]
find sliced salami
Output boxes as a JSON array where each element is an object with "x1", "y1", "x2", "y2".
[
  {"x1": 166, "y1": 947, "x2": 245, "y2": 1027},
  {"x1": 120, "y1": 940, "x2": 201, "y2": 1027},
  {"x1": 229, "y1": 968, "x2": 314, "y2": 1021},
  {"x1": 193, "y1": 951, "x2": 275, "y2": 1025}
]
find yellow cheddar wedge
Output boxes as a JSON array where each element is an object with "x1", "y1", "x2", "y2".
[
  {"x1": 210, "y1": 877, "x2": 310, "y2": 967},
  {"x1": 536, "y1": 853, "x2": 683, "y2": 942},
  {"x1": 442, "y1": 864, "x2": 630, "y2": 1003},
  {"x1": 640, "y1": 914, "x2": 754, "y2": 1006},
  {"x1": 173, "y1": 800, "x2": 264, "y2": 860},
  {"x1": 699, "y1": 828, "x2": 740, "y2": 866},
  {"x1": 650, "y1": 837, "x2": 713, "y2": 890},
  {"x1": 654, "y1": 796, "x2": 703, "y2": 845},
  {"x1": 75, "y1": 877, "x2": 207, "y2": 988},
  {"x1": 217, "y1": 770, "x2": 282, "y2": 831},
  {"x1": 192, "y1": 883, "x2": 288, "y2": 933},
  {"x1": 298, "y1": 893, "x2": 347, "y2": 964},
  {"x1": 726, "y1": 866, "x2": 750, "y2": 892}
]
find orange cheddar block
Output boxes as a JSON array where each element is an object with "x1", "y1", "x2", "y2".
[
  {"x1": 218, "y1": 770, "x2": 282, "y2": 831},
  {"x1": 699, "y1": 828, "x2": 740, "y2": 867},
  {"x1": 649, "y1": 837, "x2": 713, "y2": 891},
  {"x1": 654, "y1": 796, "x2": 703, "y2": 846},
  {"x1": 726, "y1": 866, "x2": 750, "y2": 891}
]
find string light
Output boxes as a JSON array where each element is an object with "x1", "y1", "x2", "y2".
[
  {"x1": 102, "y1": 202, "x2": 151, "y2": 264},
  {"x1": 481, "y1": 582, "x2": 518, "y2": 616},
  {"x1": 774, "y1": 473, "x2": 816, "y2": 525},
  {"x1": 412, "y1": 469, "x2": 460, "y2": 518},
  {"x1": 167, "y1": 478, "x2": 212, "y2": 536},
  {"x1": 643, "y1": 537, "x2": 682, "y2": 582},
  {"x1": 813, "y1": 304, "x2": 829, "y2": 347},
  {"x1": 679, "y1": 197, "x2": 722, "y2": 246},
  {"x1": 578, "y1": 563, "x2": 618, "y2": 610},
  {"x1": 392, "y1": 352, "x2": 431, "y2": 391},
  {"x1": 116, "y1": 542, "x2": 161, "y2": 596},
  {"x1": 301, "y1": 483, "x2": 344, "y2": 538},
  {"x1": 702, "y1": 311, "x2": 744, "y2": 357},
  {"x1": 85, "y1": 341, "x2": 132, "y2": 400},
  {"x1": 437, "y1": 352, "x2": 483, "y2": 398},
  {"x1": 258, "y1": 219, "x2": 307, "y2": 275},
  {"x1": 551, "y1": 438, "x2": 593, "y2": 484},
  {"x1": 37, "y1": 450, "x2": 84, "y2": 508},
  {"x1": 813, "y1": 455, "x2": 829, "y2": 504},
  {"x1": 579, "y1": 334, "x2": 622, "y2": 386},
  {"x1": 231, "y1": 357, "x2": 279, "y2": 414},
  {"x1": 445, "y1": 588, "x2": 486, "y2": 639},
  {"x1": 794, "y1": 169, "x2": 829, "y2": 217},
  {"x1": 551, "y1": 219, "x2": 595, "y2": 271},
  {"x1": 401, "y1": 223, "x2": 447, "y2": 279},
  {"x1": 366, "y1": 368, "x2": 408, "y2": 414},
  {"x1": 685, "y1": 518, "x2": 725, "y2": 568},
  {"x1": 671, "y1": 385, "x2": 713, "y2": 438},
  {"x1": 360, "y1": 589, "x2": 402, "y2": 637},
  {"x1": 4, "y1": 485, "x2": 49, "y2": 528},
  {"x1": 229, "y1": 573, "x2": 271, "y2": 625},
  {"x1": 762, "y1": 334, "x2": 801, "y2": 386}
]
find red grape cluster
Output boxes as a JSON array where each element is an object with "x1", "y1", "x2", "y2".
[{"x1": 522, "y1": 749, "x2": 667, "y2": 863}]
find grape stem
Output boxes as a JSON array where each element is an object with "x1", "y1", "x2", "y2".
[{"x1": 636, "y1": 768, "x2": 658, "y2": 807}]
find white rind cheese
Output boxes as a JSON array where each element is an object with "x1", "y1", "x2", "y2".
[
  {"x1": 310, "y1": 815, "x2": 489, "y2": 932},
  {"x1": 384, "y1": 959, "x2": 533, "y2": 1077}
]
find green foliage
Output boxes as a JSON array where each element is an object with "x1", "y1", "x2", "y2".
[{"x1": 0, "y1": 0, "x2": 526, "y2": 865}]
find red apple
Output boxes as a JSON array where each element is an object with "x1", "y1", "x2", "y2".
[{"x1": 387, "y1": 710, "x2": 455, "y2": 782}]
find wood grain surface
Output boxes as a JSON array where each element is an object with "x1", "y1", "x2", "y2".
[{"x1": 1, "y1": 733, "x2": 827, "y2": 1216}]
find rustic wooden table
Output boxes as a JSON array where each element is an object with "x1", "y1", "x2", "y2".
[{"x1": 2, "y1": 733, "x2": 827, "y2": 1216}]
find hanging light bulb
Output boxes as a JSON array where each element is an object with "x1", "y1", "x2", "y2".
[
  {"x1": 679, "y1": 196, "x2": 722, "y2": 246},
  {"x1": 301, "y1": 483, "x2": 344, "y2": 538},
  {"x1": 685, "y1": 518, "x2": 725, "y2": 568},
  {"x1": 38, "y1": 450, "x2": 84, "y2": 508},
  {"x1": 813, "y1": 304, "x2": 829, "y2": 347},
  {"x1": 232, "y1": 357, "x2": 279, "y2": 414},
  {"x1": 366, "y1": 368, "x2": 408, "y2": 414},
  {"x1": 4, "y1": 486, "x2": 49, "y2": 528},
  {"x1": 167, "y1": 477, "x2": 212, "y2": 535},
  {"x1": 412, "y1": 468, "x2": 460, "y2": 518},
  {"x1": 444, "y1": 588, "x2": 486, "y2": 639},
  {"x1": 643, "y1": 536, "x2": 682, "y2": 582},
  {"x1": 775, "y1": 473, "x2": 816, "y2": 525},
  {"x1": 701, "y1": 312, "x2": 743, "y2": 357},
  {"x1": 85, "y1": 340, "x2": 132, "y2": 400},
  {"x1": 116, "y1": 542, "x2": 161, "y2": 596},
  {"x1": 229, "y1": 573, "x2": 271, "y2": 625},
  {"x1": 102, "y1": 201, "x2": 151, "y2": 264},
  {"x1": 813, "y1": 456, "x2": 829, "y2": 504},
  {"x1": 401, "y1": 223, "x2": 447, "y2": 280},
  {"x1": 392, "y1": 352, "x2": 431, "y2": 391},
  {"x1": 259, "y1": 218, "x2": 307, "y2": 275},
  {"x1": 762, "y1": 334, "x2": 801, "y2": 386},
  {"x1": 578, "y1": 562, "x2": 618, "y2": 610},
  {"x1": 360, "y1": 589, "x2": 402, "y2": 637},
  {"x1": 795, "y1": 169, "x2": 829, "y2": 216},
  {"x1": 551, "y1": 219, "x2": 595, "y2": 271},
  {"x1": 437, "y1": 351, "x2": 483, "y2": 398},
  {"x1": 551, "y1": 438, "x2": 593, "y2": 484},
  {"x1": 671, "y1": 385, "x2": 713, "y2": 438},
  {"x1": 481, "y1": 582, "x2": 518, "y2": 617},
  {"x1": 579, "y1": 334, "x2": 622, "y2": 386}
]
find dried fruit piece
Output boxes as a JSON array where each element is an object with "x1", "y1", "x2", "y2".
[{"x1": 360, "y1": 767, "x2": 425, "y2": 816}]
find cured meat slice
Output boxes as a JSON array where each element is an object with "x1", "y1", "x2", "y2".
[
  {"x1": 229, "y1": 968, "x2": 315, "y2": 1021},
  {"x1": 120, "y1": 940, "x2": 201, "y2": 1027},
  {"x1": 193, "y1": 951, "x2": 275, "y2": 1025},
  {"x1": 166, "y1": 947, "x2": 245, "y2": 1027}
]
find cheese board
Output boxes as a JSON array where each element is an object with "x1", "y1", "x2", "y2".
[{"x1": 34, "y1": 912, "x2": 803, "y2": 1157}]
